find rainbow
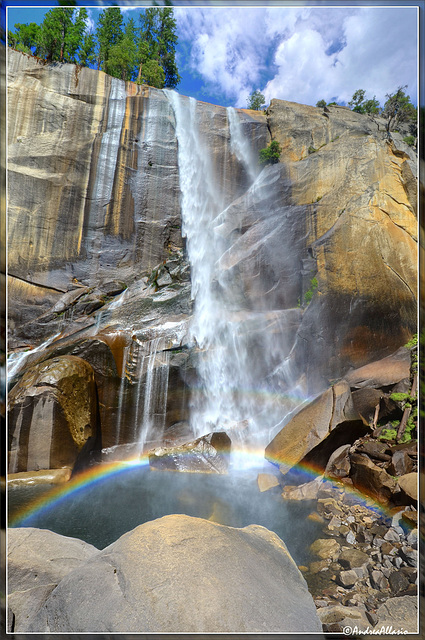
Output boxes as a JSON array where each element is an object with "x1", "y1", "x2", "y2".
[
  {"x1": 9, "y1": 447, "x2": 393, "y2": 529},
  {"x1": 9, "y1": 456, "x2": 151, "y2": 527}
]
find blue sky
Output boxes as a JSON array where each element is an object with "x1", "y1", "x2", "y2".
[{"x1": 4, "y1": 2, "x2": 420, "y2": 109}]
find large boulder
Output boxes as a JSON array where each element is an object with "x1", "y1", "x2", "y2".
[
  {"x1": 7, "y1": 527, "x2": 98, "y2": 633},
  {"x1": 374, "y1": 595, "x2": 418, "y2": 633},
  {"x1": 344, "y1": 347, "x2": 411, "y2": 390},
  {"x1": 29, "y1": 515, "x2": 322, "y2": 633},
  {"x1": 8, "y1": 355, "x2": 99, "y2": 473},
  {"x1": 397, "y1": 472, "x2": 418, "y2": 504},
  {"x1": 350, "y1": 453, "x2": 398, "y2": 505},
  {"x1": 148, "y1": 431, "x2": 231, "y2": 473},
  {"x1": 316, "y1": 604, "x2": 370, "y2": 633},
  {"x1": 265, "y1": 380, "x2": 366, "y2": 474}
]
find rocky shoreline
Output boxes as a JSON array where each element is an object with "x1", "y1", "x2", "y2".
[
  {"x1": 298, "y1": 485, "x2": 418, "y2": 633},
  {"x1": 260, "y1": 338, "x2": 420, "y2": 634}
]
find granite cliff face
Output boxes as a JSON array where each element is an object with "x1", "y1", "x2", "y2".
[{"x1": 7, "y1": 50, "x2": 417, "y2": 473}]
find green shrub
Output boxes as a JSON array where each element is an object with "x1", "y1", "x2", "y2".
[
  {"x1": 259, "y1": 140, "x2": 282, "y2": 165},
  {"x1": 304, "y1": 277, "x2": 318, "y2": 305},
  {"x1": 379, "y1": 428, "x2": 397, "y2": 441},
  {"x1": 308, "y1": 145, "x2": 317, "y2": 154},
  {"x1": 403, "y1": 135, "x2": 415, "y2": 146},
  {"x1": 404, "y1": 334, "x2": 418, "y2": 348},
  {"x1": 390, "y1": 392, "x2": 409, "y2": 403}
]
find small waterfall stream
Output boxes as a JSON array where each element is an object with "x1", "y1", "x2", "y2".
[
  {"x1": 227, "y1": 107, "x2": 259, "y2": 183},
  {"x1": 138, "y1": 338, "x2": 170, "y2": 451}
]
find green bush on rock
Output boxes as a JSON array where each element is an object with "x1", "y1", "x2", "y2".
[
  {"x1": 259, "y1": 140, "x2": 282, "y2": 165},
  {"x1": 403, "y1": 136, "x2": 415, "y2": 147},
  {"x1": 304, "y1": 277, "x2": 318, "y2": 304},
  {"x1": 378, "y1": 335, "x2": 418, "y2": 444}
]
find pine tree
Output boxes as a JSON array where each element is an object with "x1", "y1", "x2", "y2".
[
  {"x1": 9, "y1": 23, "x2": 41, "y2": 54},
  {"x1": 38, "y1": 7, "x2": 74, "y2": 63},
  {"x1": 107, "y1": 18, "x2": 138, "y2": 81},
  {"x1": 96, "y1": 7, "x2": 124, "y2": 72},
  {"x1": 137, "y1": 7, "x2": 180, "y2": 89},
  {"x1": 383, "y1": 86, "x2": 417, "y2": 133},
  {"x1": 348, "y1": 89, "x2": 380, "y2": 114},
  {"x1": 66, "y1": 8, "x2": 89, "y2": 64},
  {"x1": 78, "y1": 32, "x2": 96, "y2": 68},
  {"x1": 157, "y1": 8, "x2": 180, "y2": 89},
  {"x1": 247, "y1": 90, "x2": 265, "y2": 111}
]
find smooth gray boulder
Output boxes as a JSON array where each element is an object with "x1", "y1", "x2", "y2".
[
  {"x1": 7, "y1": 527, "x2": 98, "y2": 632},
  {"x1": 374, "y1": 595, "x2": 418, "y2": 634},
  {"x1": 30, "y1": 515, "x2": 322, "y2": 633}
]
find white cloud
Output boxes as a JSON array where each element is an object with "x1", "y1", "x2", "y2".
[
  {"x1": 263, "y1": 6, "x2": 418, "y2": 107},
  {"x1": 176, "y1": 8, "x2": 274, "y2": 107},
  {"x1": 335, "y1": 8, "x2": 418, "y2": 105},
  {"x1": 176, "y1": 6, "x2": 417, "y2": 109}
]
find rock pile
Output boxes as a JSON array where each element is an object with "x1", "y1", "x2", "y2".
[{"x1": 303, "y1": 495, "x2": 418, "y2": 633}]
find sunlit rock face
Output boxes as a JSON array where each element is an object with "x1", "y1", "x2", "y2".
[
  {"x1": 266, "y1": 99, "x2": 417, "y2": 390},
  {"x1": 7, "y1": 51, "x2": 417, "y2": 467},
  {"x1": 26, "y1": 515, "x2": 322, "y2": 633},
  {"x1": 8, "y1": 356, "x2": 99, "y2": 473},
  {"x1": 8, "y1": 51, "x2": 181, "y2": 341}
]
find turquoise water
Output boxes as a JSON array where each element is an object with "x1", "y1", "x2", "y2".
[{"x1": 8, "y1": 467, "x2": 321, "y2": 563}]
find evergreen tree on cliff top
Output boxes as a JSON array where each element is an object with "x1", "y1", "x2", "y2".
[
  {"x1": 8, "y1": 22, "x2": 41, "y2": 55},
  {"x1": 107, "y1": 18, "x2": 138, "y2": 81},
  {"x1": 96, "y1": 7, "x2": 124, "y2": 72},
  {"x1": 348, "y1": 89, "x2": 380, "y2": 114},
  {"x1": 38, "y1": 7, "x2": 88, "y2": 64},
  {"x1": 247, "y1": 90, "x2": 266, "y2": 111},
  {"x1": 10, "y1": 7, "x2": 89, "y2": 65},
  {"x1": 137, "y1": 7, "x2": 180, "y2": 89}
]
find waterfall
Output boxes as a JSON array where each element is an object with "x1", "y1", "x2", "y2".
[
  {"x1": 165, "y1": 92, "x2": 273, "y2": 450},
  {"x1": 132, "y1": 337, "x2": 170, "y2": 452},
  {"x1": 164, "y1": 91, "x2": 227, "y2": 435},
  {"x1": 227, "y1": 107, "x2": 259, "y2": 183},
  {"x1": 115, "y1": 344, "x2": 130, "y2": 445},
  {"x1": 165, "y1": 91, "x2": 306, "y2": 456}
]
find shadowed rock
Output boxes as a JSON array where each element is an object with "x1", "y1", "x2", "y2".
[
  {"x1": 397, "y1": 472, "x2": 418, "y2": 504},
  {"x1": 350, "y1": 453, "x2": 398, "y2": 505},
  {"x1": 265, "y1": 380, "x2": 366, "y2": 474},
  {"x1": 344, "y1": 347, "x2": 411, "y2": 389}
]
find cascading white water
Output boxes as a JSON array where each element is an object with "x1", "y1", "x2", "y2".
[
  {"x1": 115, "y1": 344, "x2": 130, "y2": 446},
  {"x1": 165, "y1": 91, "x2": 297, "y2": 452},
  {"x1": 164, "y1": 91, "x2": 226, "y2": 434},
  {"x1": 227, "y1": 107, "x2": 259, "y2": 184},
  {"x1": 139, "y1": 338, "x2": 170, "y2": 451}
]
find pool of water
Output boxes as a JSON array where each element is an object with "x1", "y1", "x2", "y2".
[{"x1": 8, "y1": 466, "x2": 323, "y2": 564}]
